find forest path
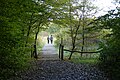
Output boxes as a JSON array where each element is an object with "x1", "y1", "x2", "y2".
[
  {"x1": 9, "y1": 44, "x2": 108, "y2": 80},
  {"x1": 39, "y1": 44, "x2": 59, "y2": 60},
  {"x1": 11, "y1": 60, "x2": 108, "y2": 80}
]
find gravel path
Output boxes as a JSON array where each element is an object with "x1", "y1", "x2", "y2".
[
  {"x1": 39, "y1": 44, "x2": 59, "y2": 60},
  {"x1": 8, "y1": 44, "x2": 108, "y2": 80},
  {"x1": 10, "y1": 60, "x2": 108, "y2": 80}
]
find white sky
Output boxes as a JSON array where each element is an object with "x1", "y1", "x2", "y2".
[{"x1": 93, "y1": 0, "x2": 119, "y2": 17}]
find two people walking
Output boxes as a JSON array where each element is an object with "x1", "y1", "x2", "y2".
[{"x1": 47, "y1": 35, "x2": 53, "y2": 44}]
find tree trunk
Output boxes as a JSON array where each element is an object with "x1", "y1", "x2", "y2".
[
  {"x1": 33, "y1": 22, "x2": 42, "y2": 59},
  {"x1": 25, "y1": 13, "x2": 34, "y2": 47},
  {"x1": 81, "y1": 0, "x2": 85, "y2": 57},
  {"x1": 33, "y1": 26, "x2": 40, "y2": 59},
  {"x1": 69, "y1": 25, "x2": 80, "y2": 59}
]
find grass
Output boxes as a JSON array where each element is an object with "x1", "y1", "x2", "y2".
[
  {"x1": 70, "y1": 57, "x2": 99, "y2": 64},
  {"x1": 64, "y1": 52, "x2": 99, "y2": 64}
]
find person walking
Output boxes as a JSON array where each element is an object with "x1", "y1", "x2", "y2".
[
  {"x1": 47, "y1": 36, "x2": 49, "y2": 44},
  {"x1": 50, "y1": 35, "x2": 53, "y2": 44}
]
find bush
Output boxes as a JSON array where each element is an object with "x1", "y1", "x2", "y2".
[
  {"x1": 99, "y1": 39, "x2": 120, "y2": 80},
  {"x1": 0, "y1": 19, "x2": 31, "y2": 80}
]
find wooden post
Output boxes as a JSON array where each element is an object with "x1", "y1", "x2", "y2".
[
  {"x1": 61, "y1": 45, "x2": 64, "y2": 60},
  {"x1": 59, "y1": 44, "x2": 61, "y2": 58},
  {"x1": 33, "y1": 44, "x2": 38, "y2": 59},
  {"x1": 61, "y1": 37, "x2": 63, "y2": 44}
]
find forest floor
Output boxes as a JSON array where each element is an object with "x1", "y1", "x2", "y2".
[{"x1": 8, "y1": 44, "x2": 108, "y2": 80}]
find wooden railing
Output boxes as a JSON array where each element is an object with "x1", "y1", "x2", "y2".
[
  {"x1": 59, "y1": 44, "x2": 101, "y2": 60},
  {"x1": 58, "y1": 37, "x2": 102, "y2": 60},
  {"x1": 59, "y1": 44, "x2": 64, "y2": 60}
]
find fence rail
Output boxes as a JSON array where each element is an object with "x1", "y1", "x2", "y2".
[
  {"x1": 59, "y1": 44, "x2": 101, "y2": 60},
  {"x1": 64, "y1": 49, "x2": 101, "y2": 53}
]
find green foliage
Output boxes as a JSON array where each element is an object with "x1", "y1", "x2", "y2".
[
  {"x1": 98, "y1": 8, "x2": 120, "y2": 61},
  {"x1": 71, "y1": 58, "x2": 98, "y2": 64},
  {"x1": 0, "y1": 17, "x2": 30, "y2": 79},
  {"x1": 0, "y1": 0, "x2": 67, "y2": 78},
  {"x1": 96, "y1": 8, "x2": 120, "y2": 79},
  {"x1": 0, "y1": 0, "x2": 49, "y2": 79},
  {"x1": 54, "y1": 0, "x2": 99, "y2": 60},
  {"x1": 63, "y1": 52, "x2": 99, "y2": 64},
  {"x1": 46, "y1": 23, "x2": 60, "y2": 34}
]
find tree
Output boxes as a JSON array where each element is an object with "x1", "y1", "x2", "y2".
[
  {"x1": 93, "y1": 6, "x2": 120, "y2": 79},
  {"x1": 0, "y1": 0, "x2": 35, "y2": 79},
  {"x1": 0, "y1": 0, "x2": 54, "y2": 79},
  {"x1": 66, "y1": 0, "x2": 98, "y2": 59}
]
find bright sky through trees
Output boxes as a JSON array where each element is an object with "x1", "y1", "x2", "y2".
[{"x1": 93, "y1": 0, "x2": 119, "y2": 17}]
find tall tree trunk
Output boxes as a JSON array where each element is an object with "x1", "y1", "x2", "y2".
[
  {"x1": 81, "y1": 0, "x2": 85, "y2": 57},
  {"x1": 69, "y1": 25, "x2": 80, "y2": 59},
  {"x1": 33, "y1": 26, "x2": 40, "y2": 58},
  {"x1": 68, "y1": 0, "x2": 74, "y2": 60},
  {"x1": 68, "y1": 0, "x2": 82, "y2": 60},
  {"x1": 25, "y1": 12, "x2": 34, "y2": 47},
  {"x1": 33, "y1": 22, "x2": 42, "y2": 58}
]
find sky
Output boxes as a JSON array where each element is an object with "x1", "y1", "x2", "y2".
[{"x1": 93, "y1": 0, "x2": 118, "y2": 17}]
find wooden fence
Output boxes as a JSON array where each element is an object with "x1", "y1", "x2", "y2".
[{"x1": 59, "y1": 44, "x2": 101, "y2": 60}]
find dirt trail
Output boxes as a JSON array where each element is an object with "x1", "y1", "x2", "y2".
[{"x1": 39, "y1": 44, "x2": 59, "y2": 60}]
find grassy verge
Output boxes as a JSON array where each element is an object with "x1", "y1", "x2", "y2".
[
  {"x1": 70, "y1": 57, "x2": 98, "y2": 64},
  {"x1": 64, "y1": 52, "x2": 99, "y2": 64}
]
